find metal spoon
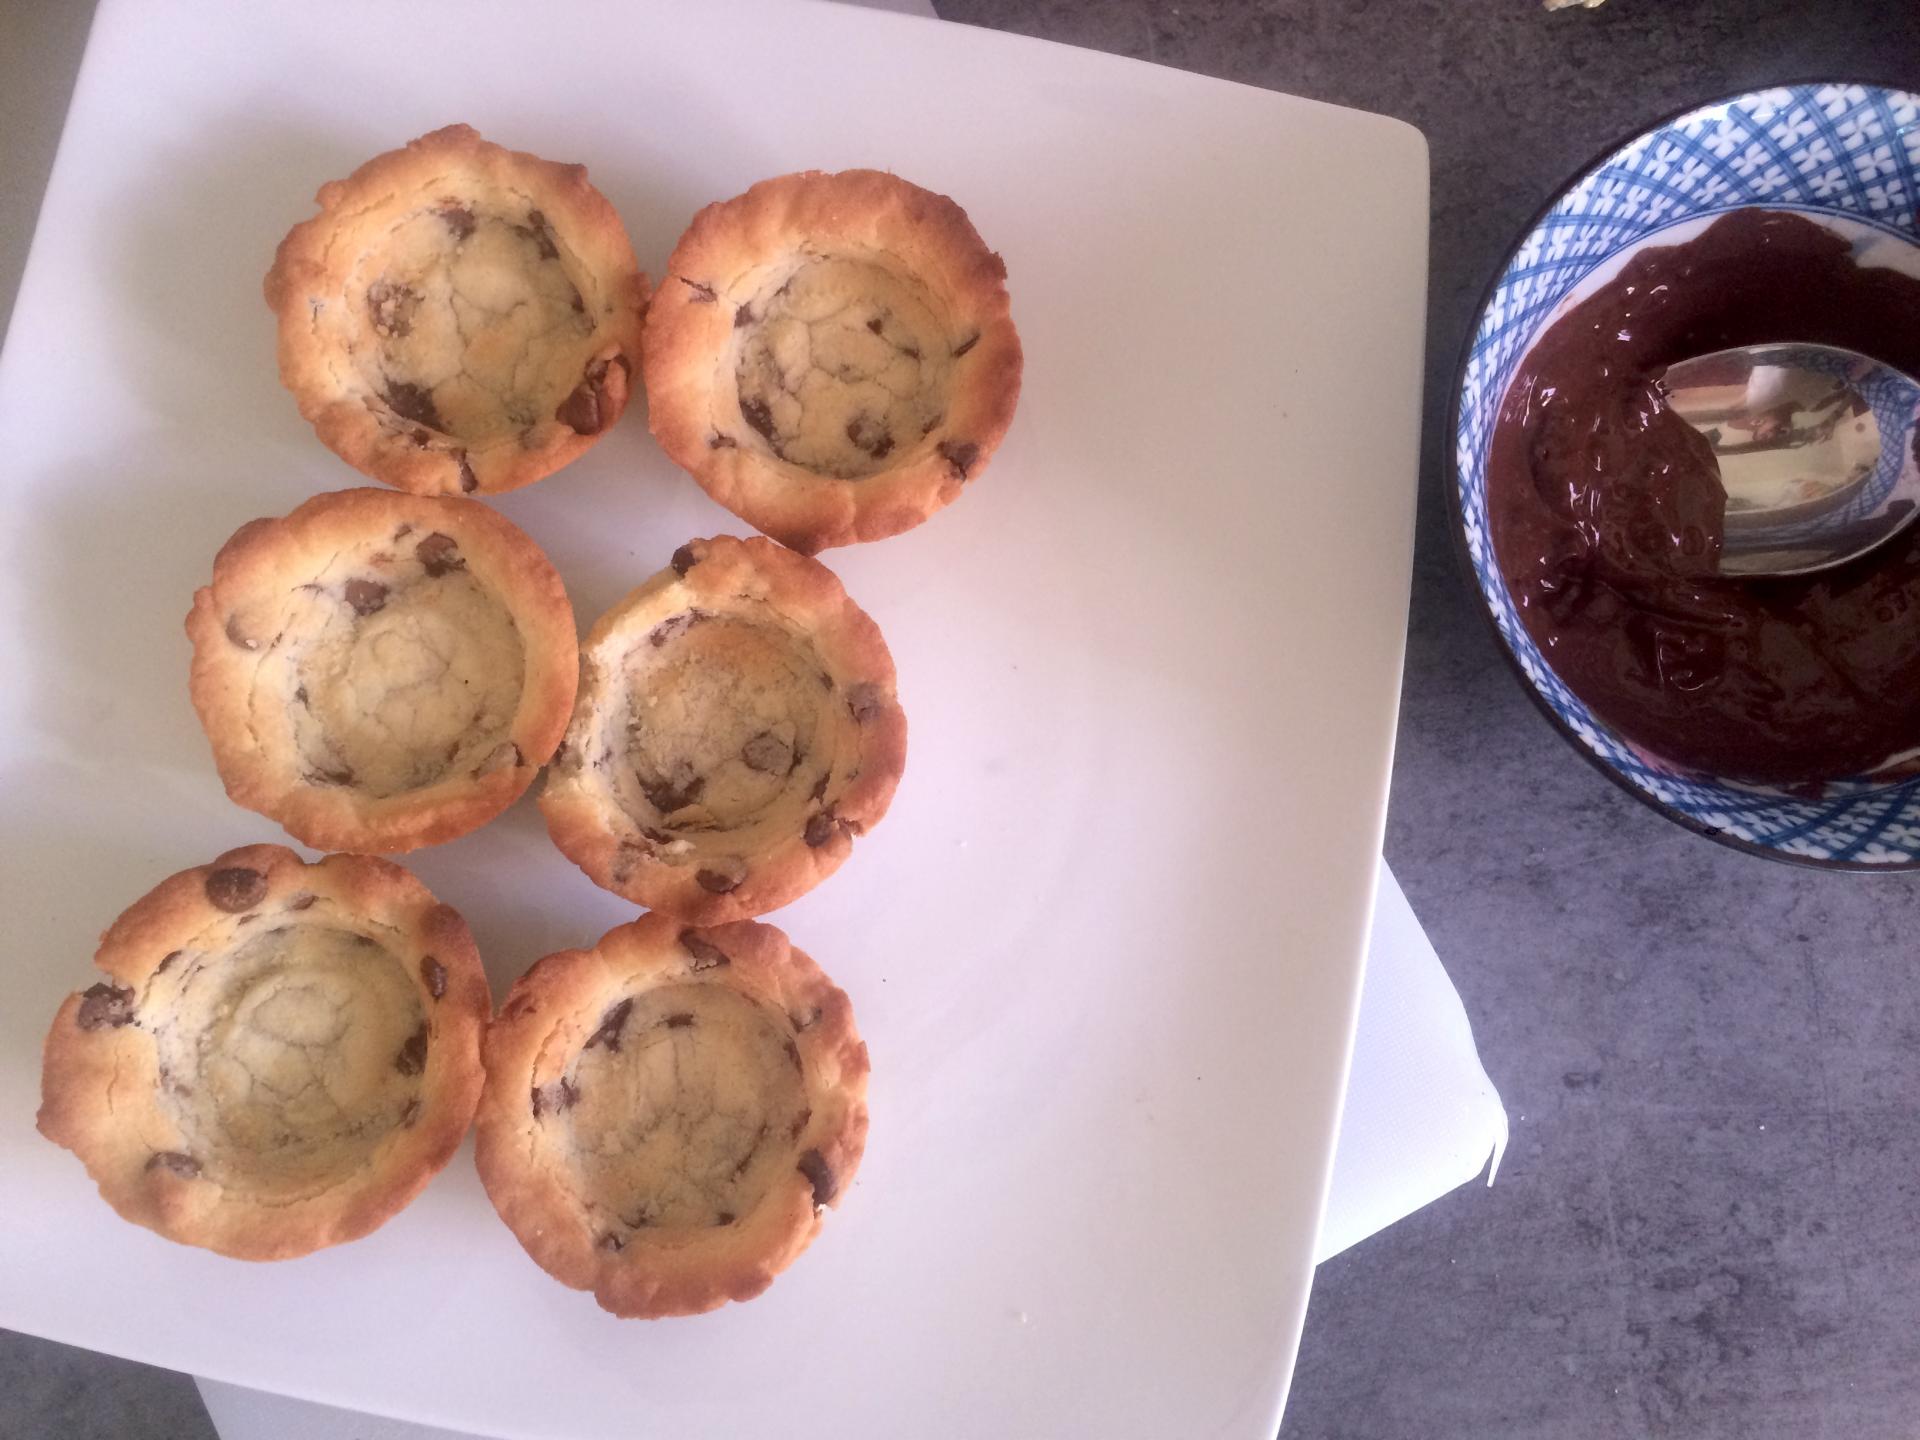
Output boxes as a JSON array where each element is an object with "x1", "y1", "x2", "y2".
[{"x1": 1660, "y1": 342, "x2": 1920, "y2": 578}]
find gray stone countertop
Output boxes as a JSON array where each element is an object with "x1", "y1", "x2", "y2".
[{"x1": 4, "y1": 2, "x2": 1918, "y2": 1437}]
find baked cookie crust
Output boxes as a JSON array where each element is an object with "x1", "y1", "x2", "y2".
[
  {"x1": 37, "y1": 845, "x2": 490, "y2": 1261},
  {"x1": 187, "y1": 487, "x2": 578, "y2": 854},
  {"x1": 643, "y1": 169, "x2": 1022, "y2": 552},
  {"x1": 540, "y1": 534, "x2": 906, "y2": 920},
  {"x1": 474, "y1": 912, "x2": 869, "y2": 1318},
  {"x1": 266, "y1": 124, "x2": 649, "y2": 497}
]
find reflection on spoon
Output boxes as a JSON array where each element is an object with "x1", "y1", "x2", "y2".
[{"x1": 1660, "y1": 342, "x2": 1920, "y2": 578}]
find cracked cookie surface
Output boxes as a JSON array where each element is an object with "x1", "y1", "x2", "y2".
[
  {"x1": 188, "y1": 488, "x2": 577, "y2": 853},
  {"x1": 291, "y1": 565, "x2": 523, "y2": 799},
  {"x1": 645, "y1": 169, "x2": 1023, "y2": 551},
  {"x1": 267, "y1": 125, "x2": 649, "y2": 496},
  {"x1": 154, "y1": 923, "x2": 424, "y2": 1196},
  {"x1": 567, "y1": 982, "x2": 806, "y2": 1230},
  {"x1": 37, "y1": 846, "x2": 490, "y2": 1260},
  {"x1": 733, "y1": 258, "x2": 951, "y2": 478},
  {"x1": 475, "y1": 912, "x2": 869, "y2": 1318},
  {"x1": 541, "y1": 535, "x2": 907, "y2": 921}
]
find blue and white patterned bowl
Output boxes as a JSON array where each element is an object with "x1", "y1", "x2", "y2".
[{"x1": 1449, "y1": 83, "x2": 1920, "y2": 869}]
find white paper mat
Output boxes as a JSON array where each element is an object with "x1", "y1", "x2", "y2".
[{"x1": 1316, "y1": 863, "x2": 1507, "y2": 1261}]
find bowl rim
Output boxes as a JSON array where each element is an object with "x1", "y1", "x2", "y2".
[{"x1": 1444, "y1": 77, "x2": 1920, "y2": 874}]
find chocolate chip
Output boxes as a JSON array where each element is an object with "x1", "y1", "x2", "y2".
[
  {"x1": 647, "y1": 611, "x2": 705, "y2": 649},
  {"x1": 953, "y1": 332, "x2": 981, "y2": 357},
  {"x1": 224, "y1": 615, "x2": 258, "y2": 651},
  {"x1": 810, "y1": 771, "x2": 830, "y2": 803},
  {"x1": 156, "y1": 950, "x2": 182, "y2": 976},
  {"x1": 790, "y1": 1108, "x2": 811, "y2": 1140},
  {"x1": 304, "y1": 764, "x2": 354, "y2": 786},
  {"x1": 847, "y1": 683, "x2": 884, "y2": 723},
  {"x1": 415, "y1": 532, "x2": 463, "y2": 576},
  {"x1": 205, "y1": 867, "x2": 267, "y2": 913},
  {"x1": 344, "y1": 579, "x2": 388, "y2": 616},
  {"x1": 367, "y1": 279, "x2": 419, "y2": 339},
  {"x1": 708, "y1": 433, "x2": 737, "y2": 449},
  {"x1": 555, "y1": 376, "x2": 604, "y2": 435},
  {"x1": 458, "y1": 453, "x2": 479, "y2": 493},
  {"x1": 866, "y1": 317, "x2": 885, "y2": 334},
  {"x1": 437, "y1": 203, "x2": 476, "y2": 239},
  {"x1": 846, "y1": 415, "x2": 893, "y2": 460},
  {"x1": 384, "y1": 381, "x2": 443, "y2": 431},
  {"x1": 288, "y1": 892, "x2": 317, "y2": 911},
  {"x1": 518, "y1": 210, "x2": 559, "y2": 260},
  {"x1": 421, "y1": 955, "x2": 446, "y2": 999},
  {"x1": 394, "y1": 1023, "x2": 429, "y2": 1077},
  {"x1": 734, "y1": 305, "x2": 754, "y2": 328},
  {"x1": 401, "y1": 1098, "x2": 422, "y2": 1127},
  {"x1": 599, "y1": 1232, "x2": 625, "y2": 1252},
  {"x1": 640, "y1": 826, "x2": 674, "y2": 845},
  {"x1": 696, "y1": 865, "x2": 743, "y2": 894},
  {"x1": 585, "y1": 998, "x2": 634, "y2": 1052},
  {"x1": 937, "y1": 440, "x2": 980, "y2": 480},
  {"x1": 739, "y1": 394, "x2": 779, "y2": 445},
  {"x1": 410, "y1": 428, "x2": 433, "y2": 448},
  {"x1": 611, "y1": 841, "x2": 645, "y2": 884},
  {"x1": 797, "y1": 1149, "x2": 837, "y2": 1205},
  {"x1": 671, "y1": 543, "x2": 699, "y2": 576},
  {"x1": 804, "y1": 811, "x2": 839, "y2": 848},
  {"x1": 714, "y1": 1211, "x2": 735, "y2": 1226},
  {"x1": 664, "y1": 1012, "x2": 695, "y2": 1029},
  {"x1": 293, "y1": 685, "x2": 310, "y2": 709},
  {"x1": 638, "y1": 769, "x2": 705, "y2": 813},
  {"x1": 679, "y1": 276, "x2": 718, "y2": 303},
  {"x1": 742, "y1": 732, "x2": 791, "y2": 773},
  {"x1": 681, "y1": 932, "x2": 729, "y2": 971},
  {"x1": 530, "y1": 1075, "x2": 580, "y2": 1117},
  {"x1": 146, "y1": 1151, "x2": 200, "y2": 1179},
  {"x1": 903, "y1": 345, "x2": 921, "y2": 361},
  {"x1": 76, "y1": 983, "x2": 135, "y2": 1031}
]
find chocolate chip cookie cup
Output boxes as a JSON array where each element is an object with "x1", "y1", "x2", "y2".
[
  {"x1": 540, "y1": 535, "x2": 906, "y2": 920},
  {"x1": 475, "y1": 912, "x2": 869, "y2": 1318},
  {"x1": 643, "y1": 169, "x2": 1022, "y2": 552},
  {"x1": 37, "y1": 845, "x2": 490, "y2": 1261},
  {"x1": 187, "y1": 488, "x2": 578, "y2": 854},
  {"x1": 266, "y1": 125, "x2": 649, "y2": 497}
]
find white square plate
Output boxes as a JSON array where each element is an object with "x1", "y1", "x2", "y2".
[{"x1": 0, "y1": 2, "x2": 1427, "y2": 1435}]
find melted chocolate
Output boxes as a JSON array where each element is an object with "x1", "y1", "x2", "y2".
[{"x1": 1487, "y1": 209, "x2": 1920, "y2": 782}]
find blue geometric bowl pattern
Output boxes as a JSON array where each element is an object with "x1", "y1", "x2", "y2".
[{"x1": 1452, "y1": 84, "x2": 1920, "y2": 867}]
